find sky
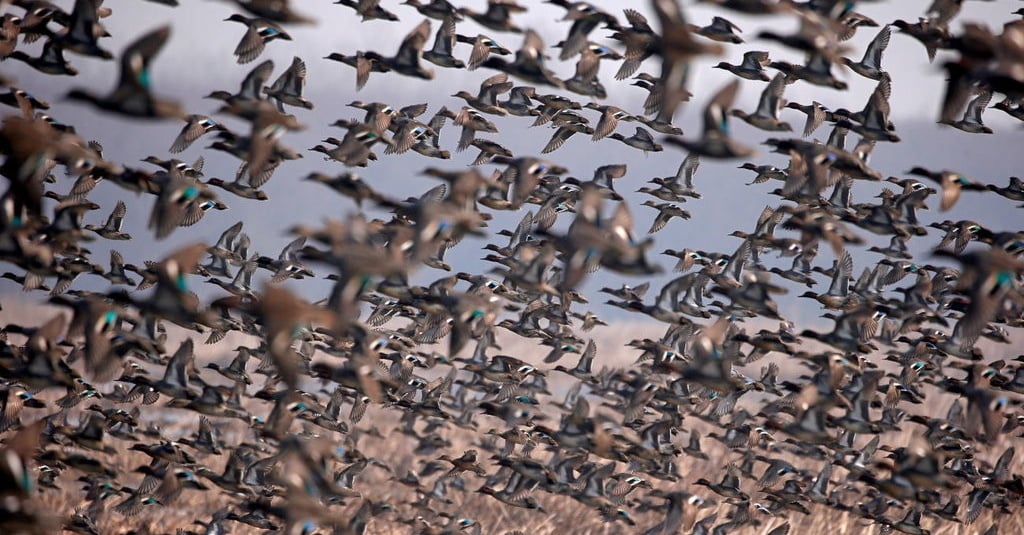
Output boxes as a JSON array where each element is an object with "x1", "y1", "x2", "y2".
[{"x1": 2, "y1": 0, "x2": 1023, "y2": 328}]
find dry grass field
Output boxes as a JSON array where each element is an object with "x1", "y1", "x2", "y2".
[{"x1": 2, "y1": 298, "x2": 1022, "y2": 535}]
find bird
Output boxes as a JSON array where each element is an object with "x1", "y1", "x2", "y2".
[
  {"x1": 356, "y1": 19, "x2": 435, "y2": 85},
  {"x1": 642, "y1": 200, "x2": 691, "y2": 233},
  {"x1": 423, "y1": 16, "x2": 465, "y2": 69},
  {"x1": 691, "y1": 15, "x2": 744, "y2": 43},
  {"x1": 462, "y1": 33, "x2": 512, "y2": 71},
  {"x1": 648, "y1": 150, "x2": 702, "y2": 198},
  {"x1": 833, "y1": 74, "x2": 899, "y2": 142},
  {"x1": 664, "y1": 78, "x2": 754, "y2": 158},
  {"x1": 84, "y1": 200, "x2": 131, "y2": 240},
  {"x1": 651, "y1": 0, "x2": 724, "y2": 120},
  {"x1": 167, "y1": 121, "x2": 222, "y2": 159},
  {"x1": 225, "y1": 13, "x2": 291, "y2": 64},
  {"x1": 841, "y1": 25, "x2": 891, "y2": 80},
  {"x1": 730, "y1": 73, "x2": 793, "y2": 132},
  {"x1": 785, "y1": 100, "x2": 833, "y2": 137},
  {"x1": 53, "y1": 0, "x2": 113, "y2": 59},
  {"x1": 609, "y1": 126, "x2": 664, "y2": 153},
  {"x1": 7, "y1": 39, "x2": 79, "y2": 76},
  {"x1": 908, "y1": 166, "x2": 988, "y2": 211},
  {"x1": 458, "y1": 0, "x2": 525, "y2": 33},
  {"x1": 713, "y1": 50, "x2": 770, "y2": 80},
  {"x1": 66, "y1": 25, "x2": 185, "y2": 119},
  {"x1": 481, "y1": 29, "x2": 564, "y2": 88},
  {"x1": 148, "y1": 172, "x2": 218, "y2": 239},
  {"x1": 263, "y1": 56, "x2": 314, "y2": 111},
  {"x1": 336, "y1": 0, "x2": 399, "y2": 22},
  {"x1": 939, "y1": 86, "x2": 994, "y2": 134},
  {"x1": 325, "y1": 51, "x2": 391, "y2": 90}
]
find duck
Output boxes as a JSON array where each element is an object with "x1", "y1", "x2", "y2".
[
  {"x1": 423, "y1": 16, "x2": 465, "y2": 69},
  {"x1": 800, "y1": 306, "x2": 882, "y2": 354},
  {"x1": 799, "y1": 250, "x2": 854, "y2": 309},
  {"x1": 643, "y1": 490, "x2": 711, "y2": 534},
  {"x1": 458, "y1": 0, "x2": 525, "y2": 34},
  {"x1": 648, "y1": 151, "x2": 701, "y2": 198},
  {"x1": 53, "y1": 0, "x2": 112, "y2": 59},
  {"x1": 936, "y1": 248, "x2": 1024, "y2": 351},
  {"x1": 785, "y1": 100, "x2": 834, "y2": 137},
  {"x1": 481, "y1": 30, "x2": 563, "y2": 88},
  {"x1": 325, "y1": 51, "x2": 391, "y2": 90},
  {"x1": 254, "y1": 236, "x2": 314, "y2": 282},
  {"x1": 0, "y1": 88, "x2": 50, "y2": 115},
  {"x1": 335, "y1": 0, "x2": 399, "y2": 22},
  {"x1": 0, "y1": 14, "x2": 20, "y2": 59},
  {"x1": 992, "y1": 96, "x2": 1024, "y2": 122},
  {"x1": 84, "y1": 200, "x2": 131, "y2": 240},
  {"x1": 451, "y1": 73, "x2": 510, "y2": 116},
  {"x1": 608, "y1": 8, "x2": 656, "y2": 81},
  {"x1": 147, "y1": 171, "x2": 218, "y2": 238},
  {"x1": 939, "y1": 87, "x2": 993, "y2": 134},
  {"x1": 100, "y1": 250, "x2": 136, "y2": 286},
  {"x1": 730, "y1": 73, "x2": 793, "y2": 132},
  {"x1": 641, "y1": 200, "x2": 690, "y2": 233},
  {"x1": 987, "y1": 176, "x2": 1024, "y2": 202},
  {"x1": 714, "y1": 50, "x2": 770, "y2": 81},
  {"x1": 66, "y1": 25, "x2": 185, "y2": 119},
  {"x1": 0, "y1": 384, "x2": 45, "y2": 432},
  {"x1": 664, "y1": 79, "x2": 754, "y2": 159},
  {"x1": 651, "y1": 0, "x2": 723, "y2": 119},
  {"x1": 587, "y1": 103, "x2": 635, "y2": 141},
  {"x1": 224, "y1": 0, "x2": 315, "y2": 24},
  {"x1": 459, "y1": 32, "x2": 512, "y2": 71},
  {"x1": 907, "y1": 166, "x2": 987, "y2": 211},
  {"x1": 361, "y1": 19, "x2": 435, "y2": 82},
  {"x1": 626, "y1": 71, "x2": 684, "y2": 118},
  {"x1": 224, "y1": 13, "x2": 291, "y2": 64},
  {"x1": 547, "y1": 1, "x2": 618, "y2": 61},
  {"x1": 832, "y1": 75, "x2": 899, "y2": 142},
  {"x1": 691, "y1": 15, "x2": 744, "y2": 43},
  {"x1": 169, "y1": 115, "x2": 225, "y2": 153},
  {"x1": 893, "y1": 17, "x2": 949, "y2": 63},
  {"x1": 7, "y1": 39, "x2": 78, "y2": 76},
  {"x1": 562, "y1": 43, "x2": 618, "y2": 98},
  {"x1": 203, "y1": 173, "x2": 266, "y2": 201},
  {"x1": 0, "y1": 421, "x2": 55, "y2": 531},
  {"x1": 841, "y1": 25, "x2": 891, "y2": 80},
  {"x1": 304, "y1": 172, "x2": 380, "y2": 207},
  {"x1": 738, "y1": 162, "x2": 786, "y2": 184},
  {"x1": 263, "y1": 56, "x2": 314, "y2": 111},
  {"x1": 609, "y1": 126, "x2": 663, "y2": 153},
  {"x1": 403, "y1": 0, "x2": 462, "y2": 21},
  {"x1": 768, "y1": 51, "x2": 848, "y2": 90},
  {"x1": 205, "y1": 58, "x2": 275, "y2": 105}
]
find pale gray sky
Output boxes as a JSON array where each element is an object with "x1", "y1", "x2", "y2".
[{"x1": 3, "y1": 0, "x2": 1023, "y2": 325}]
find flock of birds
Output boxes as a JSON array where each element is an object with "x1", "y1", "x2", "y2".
[{"x1": 0, "y1": 0, "x2": 1023, "y2": 534}]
